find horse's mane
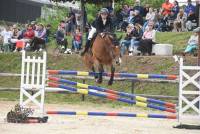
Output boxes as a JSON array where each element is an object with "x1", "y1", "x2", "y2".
[{"x1": 98, "y1": 32, "x2": 120, "y2": 47}]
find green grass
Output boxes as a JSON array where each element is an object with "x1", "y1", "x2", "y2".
[
  {"x1": 0, "y1": 32, "x2": 196, "y2": 107},
  {"x1": 156, "y1": 32, "x2": 192, "y2": 54}
]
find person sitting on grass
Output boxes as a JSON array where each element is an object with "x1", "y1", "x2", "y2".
[
  {"x1": 137, "y1": 21, "x2": 156, "y2": 55},
  {"x1": 30, "y1": 23, "x2": 46, "y2": 51},
  {"x1": 182, "y1": 30, "x2": 198, "y2": 56},
  {"x1": 72, "y1": 27, "x2": 82, "y2": 53},
  {"x1": 120, "y1": 23, "x2": 134, "y2": 56},
  {"x1": 56, "y1": 25, "x2": 68, "y2": 53}
]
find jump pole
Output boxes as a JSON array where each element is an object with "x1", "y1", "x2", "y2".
[
  {"x1": 48, "y1": 82, "x2": 176, "y2": 113},
  {"x1": 47, "y1": 111, "x2": 176, "y2": 119},
  {"x1": 48, "y1": 77, "x2": 176, "y2": 109},
  {"x1": 48, "y1": 70, "x2": 177, "y2": 80}
]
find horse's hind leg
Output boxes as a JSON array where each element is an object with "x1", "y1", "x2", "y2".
[
  {"x1": 108, "y1": 65, "x2": 115, "y2": 85},
  {"x1": 97, "y1": 64, "x2": 103, "y2": 84}
]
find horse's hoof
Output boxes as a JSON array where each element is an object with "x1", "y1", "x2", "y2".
[
  {"x1": 96, "y1": 79, "x2": 102, "y2": 84},
  {"x1": 108, "y1": 81, "x2": 113, "y2": 85}
]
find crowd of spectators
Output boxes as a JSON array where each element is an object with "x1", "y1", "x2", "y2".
[
  {"x1": 113, "y1": 0, "x2": 199, "y2": 55},
  {"x1": 0, "y1": 0, "x2": 199, "y2": 55},
  {"x1": 0, "y1": 22, "x2": 50, "y2": 53}
]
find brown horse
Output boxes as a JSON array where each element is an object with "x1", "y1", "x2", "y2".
[{"x1": 82, "y1": 33, "x2": 121, "y2": 85}]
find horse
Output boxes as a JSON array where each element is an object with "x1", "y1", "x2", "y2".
[{"x1": 82, "y1": 32, "x2": 121, "y2": 85}]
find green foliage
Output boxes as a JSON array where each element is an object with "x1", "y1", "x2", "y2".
[
  {"x1": 141, "y1": 0, "x2": 164, "y2": 8},
  {"x1": 85, "y1": 4, "x2": 100, "y2": 23},
  {"x1": 36, "y1": 5, "x2": 68, "y2": 38}
]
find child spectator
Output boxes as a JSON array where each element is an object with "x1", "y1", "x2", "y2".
[
  {"x1": 0, "y1": 26, "x2": 13, "y2": 52},
  {"x1": 183, "y1": 30, "x2": 198, "y2": 56},
  {"x1": 72, "y1": 27, "x2": 82, "y2": 53}
]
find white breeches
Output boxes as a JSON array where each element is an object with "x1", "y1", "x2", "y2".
[{"x1": 88, "y1": 26, "x2": 96, "y2": 40}]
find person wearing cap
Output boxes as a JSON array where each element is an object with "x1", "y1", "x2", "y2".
[
  {"x1": 81, "y1": 8, "x2": 114, "y2": 56},
  {"x1": 183, "y1": 30, "x2": 199, "y2": 56}
]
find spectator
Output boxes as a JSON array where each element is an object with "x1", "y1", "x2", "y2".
[
  {"x1": 30, "y1": 23, "x2": 46, "y2": 51},
  {"x1": 75, "y1": 11, "x2": 82, "y2": 27},
  {"x1": 56, "y1": 25, "x2": 68, "y2": 53},
  {"x1": 182, "y1": 30, "x2": 198, "y2": 56},
  {"x1": 72, "y1": 27, "x2": 82, "y2": 53},
  {"x1": 138, "y1": 21, "x2": 156, "y2": 55},
  {"x1": 65, "y1": 7, "x2": 76, "y2": 35},
  {"x1": 0, "y1": 27, "x2": 3, "y2": 52},
  {"x1": 157, "y1": 13, "x2": 171, "y2": 32},
  {"x1": 128, "y1": 10, "x2": 135, "y2": 23},
  {"x1": 145, "y1": 7, "x2": 156, "y2": 22},
  {"x1": 173, "y1": 9, "x2": 187, "y2": 32},
  {"x1": 0, "y1": 26, "x2": 13, "y2": 52},
  {"x1": 185, "y1": 10, "x2": 197, "y2": 31},
  {"x1": 143, "y1": 7, "x2": 156, "y2": 31},
  {"x1": 122, "y1": 4, "x2": 130, "y2": 19},
  {"x1": 143, "y1": 4, "x2": 150, "y2": 17},
  {"x1": 130, "y1": 10, "x2": 143, "y2": 26},
  {"x1": 162, "y1": 0, "x2": 173, "y2": 16},
  {"x1": 184, "y1": 0, "x2": 196, "y2": 16},
  {"x1": 114, "y1": 8, "x2": 124, "y2": 30},
  {"x1": 106, "y1": 1, "x2": 114, "y2": 14},
  {"x1": 13, "y1": 24, "x2": 35, "y2": 52},
  {"x1": 31, "y1": 21, "x2": 37, "y2": 30},
  {"x1": 133, "y1": 0, "x2": 144, "y2": 17},
  {"x1": 129, "y1": 23, "x2": 143, "y2": 55},
  {"x1": 45, "y1": 24, "x2": 51, "y2": 42},
  {"x1": 22, "y1": 24, "x2": 35, "y2": 43},
  {"x1": 172, "y1": 0, "x2": 180, "y2": 18},
  {"x1": 120, "y1": 24, "x2": 134, "y2": 56},
  {"x1": 11, "y1": 24, "x2": 20, "y2": 51},
  {"x1": 18, "y1": 24, "x2": 28, "y2": 39}
]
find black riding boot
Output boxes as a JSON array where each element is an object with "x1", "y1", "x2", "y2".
[{"x1": 81, "y1": 40, "x2": 91, "y2": 56}]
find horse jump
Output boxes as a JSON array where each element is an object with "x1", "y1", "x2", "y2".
[{"x1": 19, "y1": 51, "x2": 200, "y2": 126}]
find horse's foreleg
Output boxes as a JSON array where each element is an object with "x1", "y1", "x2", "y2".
[
  {"x1": 97, "y1": 64, "x2": 103, "y2": 84},
  {"x1": 108, "y1": 65, "x2": 115, "y2": 85},
  {"x1": 92, "y1": 66, "x2": 98, "y2": 80}
]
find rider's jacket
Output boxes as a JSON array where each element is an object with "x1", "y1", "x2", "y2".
[{"x1": 92, "y1": 16, "x2": 114, "y2": 33}]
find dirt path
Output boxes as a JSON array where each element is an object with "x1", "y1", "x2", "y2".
[{"x1": 0, "y1": 101, "x2": 199, "y2": 134}]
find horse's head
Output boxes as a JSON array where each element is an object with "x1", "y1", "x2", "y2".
[{"x1": 103, "y1": 33, "x2": 122, "y2": 65}]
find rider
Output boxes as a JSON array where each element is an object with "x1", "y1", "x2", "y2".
[{"x1": 81, "y1": 8, "x2": 114, "y2": 56}]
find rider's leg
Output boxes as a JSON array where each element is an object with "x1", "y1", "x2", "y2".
[{"x1": 81, "y1": 26, "x2": 96, "y2": 56}]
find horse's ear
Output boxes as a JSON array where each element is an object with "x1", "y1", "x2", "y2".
[
  {"x1": 100, "y1": 33, "x2": 106, "y2": 38},
  {"x1": 108, "y1": 35, "x2": 113, "y2": 39}
]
